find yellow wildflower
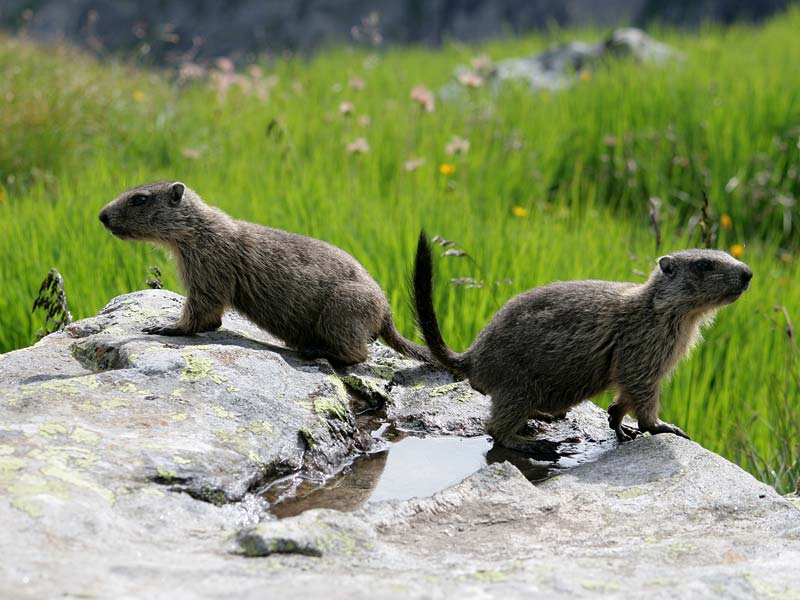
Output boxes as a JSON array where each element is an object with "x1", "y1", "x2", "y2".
[
  {"x1": 730, "y1": 244, "x2": 744, "y2": 258},
  {"x1": 0, "y1": 189, "x2": 6, "y2": 202},
  {"x1": 579, "y1": 69, "x2": 592, "y2": 81},
  {"x1": 439, "y1": 163, "x2": 455, "y2": 175},
  {"x1": 132, "y1": 90, "x2": 146, "y2": 103},
  {"x1": 720, "y1": 214, "x2": 733, "y2": 230},
  {"x1": 511, "y1": 206, "x2": 528, "y2": 217}
]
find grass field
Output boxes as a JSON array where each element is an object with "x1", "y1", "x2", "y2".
[{"x1": 1, "y1": 12, "x2": 798, "y2": 492}]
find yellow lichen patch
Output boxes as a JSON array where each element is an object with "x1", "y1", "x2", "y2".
[
  {"x1": 247, "y1": 420, "x2": 273, "y2": 435},
  {"x1": 473, "y1": 569, "x2": 510, "y2": 583},
  {"x1": 169, "y1": 412, "x2": 188, "y2": 422},
  {"x1": 327, "y1": 375, "x2": 349, "y2": 399},
  {"x1": 0, "y1": 444, "x2": 15, "y2": 455},
  {"x1": 12, "y1": 497, "x2": 45, "y2": 518},
  {"x1": 39, "y1": 422, "x2": 68, "y2": 439},
  {"x1": 40, "y1": 464, "x2": 115, "y2": 504},
  {"x1": 181, "y1": 353, "x2": 228, "y2": 384},
  {"x1": 173, "y1": 456, "x2": 192, "y2": 465},
  {"x1": 72, "y1": 374, "x2": 100, "y2": 389},
  {"x1": 226, "y1": 385, "x2": 241, "y2": 393},
  {"x1": 666, "y1": 542, "x2": 694, "y2": 559},
  {"x1": 428, "y1": 382, "x2": 460, "y2": 397},
  {"x1": 76, "y1": 396, "x2": 130, "y2": 413},
  {"x1": 118, "y1": 383, "x2": 139, "y2": 394},
  {"x1": 156, "y1": 468, "x2": 178, "y2": 481},
  {"x1": 6, "y1": 473, "x2": 66, "y2": 517},
  {"x1": 70, "y1": 427, "x2": 101, "y2": 446},
  {"x1": 141, "y1": 487, "x2": 165, "y2": 497},
  {"x1": 615, "y1": 487, "x2": 649, "y2": 499},
  {"x1": 29, "y1": 445, "x2": 98, "y2": 470},
  {"x1": 213, "y1": 429, "x2": 248, "y2": 453},
  {"x1": 171, "y1": 387, "x2": 188, "y2": 397},
  {"x1": 0, "y1": 456, "x2": 25, "y2": 473},
  {"x1": 247, "y1": 450, "x2": 266, "y2": 466},
  {"x1": 314, "y1": 397, "x2": 347, "y2": 420},
  {"x1": 36, "y1": 380, "x2": 80, "y2": 395},
  {"x1": 213, "y1": 406, "x2": 235, "y2": 419},
  {"x1": 124, "y1": 304, "x2": 164, "y2": 321},
  {"x1": 580, "y1": 581, "x2": 621, "y2": 592}
]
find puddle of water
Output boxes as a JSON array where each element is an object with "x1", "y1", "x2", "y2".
[
  {"x1": 265, "y1": 431, "x2": 571, "y2": 519},
  {"x1": 368, "y1": 435, "x2": 492, "y2": 503},
  {"x1": 263, "y1": 391, "x2": 623, "y2": 518}
]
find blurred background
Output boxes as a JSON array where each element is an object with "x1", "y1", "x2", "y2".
[
  {"x1": 0, "y1": 1, "x2": 797, "y2": 492},
  {"x1": 0, "y1": 0, "x2": 794, "y2": 59}
]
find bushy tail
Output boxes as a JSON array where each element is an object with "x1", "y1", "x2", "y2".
[
  {"x1": 412, "y1": 231, "x2": 469, "y2": 377},
  {"x1": 380, "y1": 316, "x2": 434, "y2": 364}
]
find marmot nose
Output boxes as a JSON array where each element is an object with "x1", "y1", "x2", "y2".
[
  {"x1": 99, "y1": 210, "x2": 109, "y2": 226},
  {"x1": 740, "y1": 266, "x2": 753, "y2": 286}
]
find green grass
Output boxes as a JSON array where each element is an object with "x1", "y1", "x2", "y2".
[{"x1": 0, "y1": 12, "x2": 798, "y2": 492}]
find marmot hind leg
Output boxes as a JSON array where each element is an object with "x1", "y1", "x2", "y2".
[
  {"x1": 487, "y1": 392, "x2": 559, "y2": 457},
  {"x1": 608, "y1": 399, "x2": 640, "y2": 442},
  {"x1": 311, "y1": 283, "x2": 385, "y2": 366}
]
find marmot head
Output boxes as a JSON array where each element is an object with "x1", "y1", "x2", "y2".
[
  {"x1": 651, "y1": 249, "x2": 753, "y2": 312},
  {"x1": 99, "y1": 181, "x2": 197, "y2": 242}
]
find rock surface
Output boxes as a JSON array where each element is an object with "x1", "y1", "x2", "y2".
[{"x1": 1, "y1": 290, "x2": 798, "y2": 598}]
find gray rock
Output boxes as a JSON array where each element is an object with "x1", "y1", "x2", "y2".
[
  {"x1": 1, "y1": 290, "x2": 798, "y2": 598},
  {"x1": 445, "y1": 28, "x2": 682, "y2": 98},
  {"x1": 236, "y1": 439, "x2": 800, "y2": 598}
]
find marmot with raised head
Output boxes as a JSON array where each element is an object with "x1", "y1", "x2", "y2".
[
  {"x1": 99, "y1": 181, "x2": 431, "y2": 366},
  {"x1": 412, "y1": 232, "x2": 752, "y2": 450}
]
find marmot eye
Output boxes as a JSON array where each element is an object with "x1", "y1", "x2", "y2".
[
  {"x1": 693, "y1": 259, "x2": 714, "y2": 272},
  {"x1": 130, "y1": 194, "x2": 148, "y2": 207}
]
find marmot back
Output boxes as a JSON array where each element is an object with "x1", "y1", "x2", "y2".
[
  {"x1": 99, "y1": 181, "x2": 431, "y2": 366},
  {"x1": 412, "y1": 232, "x2": 753, "y2": 452}
]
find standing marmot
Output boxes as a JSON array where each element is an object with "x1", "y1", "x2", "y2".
[
  {"x1": 412, "y1": 232, "x2": 753, "y2": 450},
  {"x1": 99, "y1": 181, "x2": 430, "y2": 366}
]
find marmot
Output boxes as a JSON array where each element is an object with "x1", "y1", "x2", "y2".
[
  {"x1": 99, "y1": 181, "x2": 431, "y2": 366},
  {"x1": 412, "y1": 232, "x2": 753, "y2": 451}
]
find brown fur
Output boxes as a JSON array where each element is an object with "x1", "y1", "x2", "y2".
[
  {"x1": 99, "y1": 181, "x2": 431, "y2": 366},
  {"x1": 413, "y1": 232, "x2": 753, "y2": 451}
]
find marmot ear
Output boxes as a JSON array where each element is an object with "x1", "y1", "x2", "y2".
[
  {"x1": 169, "y1": 182, "x2": 185, "y2": 205},
  {"x1": 658, "y1": 255, "x2": 676, "y2": 276}
]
